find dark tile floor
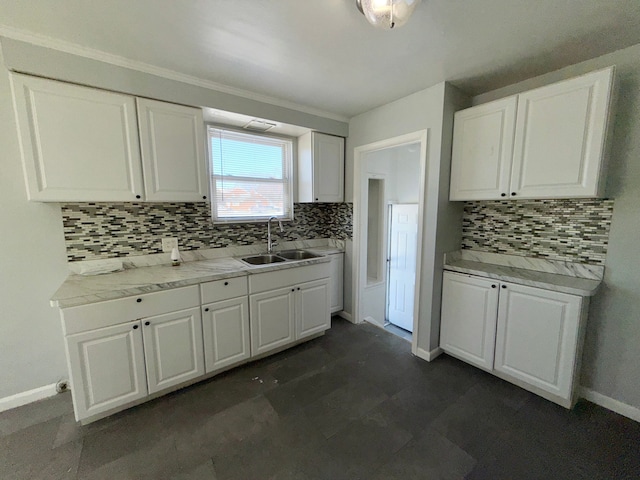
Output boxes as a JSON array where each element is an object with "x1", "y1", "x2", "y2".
[{"x1": 2, "y1": 317, "x2": 639, "y2": 479}]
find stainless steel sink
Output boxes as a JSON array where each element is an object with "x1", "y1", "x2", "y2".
[
  {"x1": 276, "y1": 250, "x2": 320, "y2": 260},
  {"x1": 240, "y1": 254, "x2": 287, "y2": 266}
]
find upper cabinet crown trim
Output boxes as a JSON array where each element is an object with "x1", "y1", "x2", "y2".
[{"x1": 450, "y1": 66, "x2": 615, "y2": 201}]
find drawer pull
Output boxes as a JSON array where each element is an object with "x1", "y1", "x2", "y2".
[
  {"x1": 501, "y1": 285, "x2": 507, "y2": 289},
  {"x1": 144, "y1": 321, "x2": 150, "y2": 326},
  {"x1": 136, "y1": 298, "x2": 142, "y2": 303},
  {"x1": 491, "y1": 284, "x2": 496, "y2": 288},
  {"x1": 204, "y1": 307, "x2": 209, "y2": 312},
  {"x1": 224, "y1": 281, "x2": 229, "y2": 286},
  {"x1": 132, "y1": 324, "x2": 139, "y2": 330}
]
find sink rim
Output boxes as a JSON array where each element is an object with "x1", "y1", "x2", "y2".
[
  {"x1": 239, "y1": 254, "x2": 287, "y2": 266},
  {"x1": 275, "y1": 249, "x2": 321, "y2": 260}
]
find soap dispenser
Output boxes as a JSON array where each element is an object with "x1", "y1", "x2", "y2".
[{"x1": 171, "y1": 247, "x2": 181, "y2": 266}]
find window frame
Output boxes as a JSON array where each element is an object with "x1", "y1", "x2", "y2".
[{"x1": 206, "y1": 125, "x2": 295, "y2": 224}]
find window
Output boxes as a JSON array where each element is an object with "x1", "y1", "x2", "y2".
[{"x1": 208, "y1": 127, "x2": 293, "y2": 223}]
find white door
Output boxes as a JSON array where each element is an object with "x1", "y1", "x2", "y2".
[
  {"x1": 10, "y1": 73, "x2": 144, "y2": 202},
  {"x1": 250, "y1": 287, "x2": 296, "y2": 356},
  {"x1": 510, "y1": 67, "x2": 613, "y2": 199},
  {"x1": 66, "y1": 321, "x2": 147, "y2": 421},
  {"x1": 440, "y1": 272, "x2": 499, "y2": 371},
  {"x1": 136, "y1": 98, "x2": 208, "y2": 202},
  {"x1": 142, "y1": 307, "x2": 204, "y2": 395},
  {"x1": 313, "y1": 132, "x2": 345, "y2": 202},
  {"x1": 494, "y1": 282, "x2": 582, "y2": 399},
  {"x1": 386, "y1": 204, "x2": 419, "y2": 332},
  {"x1": 297, "y1": 278, "x2": 331, "y2": 339},
  {"x1": 449, "y1": 96, "x2": 517, "y2": 201},
  {"x1": 202, "y1": 297, "x2": 250, "y2": 373}
]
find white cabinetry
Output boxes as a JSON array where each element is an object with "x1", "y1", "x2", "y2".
[
  {"x1": 65, "y1": 321, "x2": 147, "y2": 421},
  {"x1": 201, "y1": 277, "x2": 250, "y2": 373},
  {"x1": 298, "y1": 132, "x2": 345, "y2": 202},
  {"x1": 136, "y1": 98, "x2": 208, "y2": 202},
  {"x1": 249, "y1": 263, "x2": 331, "y2": 355},
  {"x1": 10, "y1": 73, "x2": 144, "y2": 202},
  {"x1": 141, "y1": 307, "x2": 204, "y2": 394},
  {"x1": 60, "y1": 285, "x2": 201, "y2": 421},
  {"x1": 450, "y1": 67, "x2": 614, "y2": 201},
  {"x1": 329, "y1": 253, "x2": 344, "y2": 313},
  {"x1": 440, "y1": 273, "x2": 498, "y2": 371},
  {"x1": 494, "y1": 282, "x2": 583, "y2": 401},
  {"x1": 440, "y1": 271, "x2": 587, "y2": 408}
]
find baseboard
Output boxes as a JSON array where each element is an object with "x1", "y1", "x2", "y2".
[
  {"x1": 415, "y1": 346, "x2": 443, "y2": 362},
  {"x1": 579, "y1": 387, "x2": 640, "y2": 423},
  {"x1": 0, "y1": 383, "x2": 59, "y2": 413}
]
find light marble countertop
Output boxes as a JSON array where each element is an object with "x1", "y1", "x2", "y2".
[
  {"x1": 444, "y1": 251, "x2": 602, "y2": 297},
  {"x1": 52, "y1": 252, "x2": 331, "y2": 309}
]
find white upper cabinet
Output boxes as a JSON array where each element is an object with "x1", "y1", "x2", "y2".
[
  {"x1": 298, "y1": 132, "x2": 344, "y2": 203},
  {"x1": 510, "y1": 68, "x2": 614, "y2": 199},
  {"x1": 450, "y1": 97, "x2": 517, "y2": 201},
  {"x1": 10, "y1": 74, "x2": 145, "y2": 202},
  {"x1": 136, "y1": 98, "x2": 208, "y2": 202},
  {"x1": 449, "y1": 67, "x2": 614, "y2": 201}
]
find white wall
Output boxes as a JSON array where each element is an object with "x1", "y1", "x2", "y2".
[
  {"x1": 0, "y1": 48, "x2": 69, "y2": 399},
  {"x1": 0, "y1": 39, "x2": 348, "y2": 401},
  {"x1": 473, "y1": 43, "x2": 640, "y2": 410},
  {"x1": 347, "y1": 82, "x2": 469, "y2": 353}
]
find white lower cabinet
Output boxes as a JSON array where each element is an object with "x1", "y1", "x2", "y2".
[
  {"x1": 66, "y1": 321, "x2": 147, "y2": 421},
  {"x1": 202, "y1": 296, "x2": 251, "y2": 373},
  {"x1": 142, "y1": 307, "x2": 204, "y2": 395},
  {"x1": 250, "y1": 287, "x2": 296, "y2": 356},
  {"x1": 249, "y1": 263, "x2": 331, "y2": 356},
  {"x1": 328, "y1": 253, "x2": 344, "y2": 313},
  {"x1": 494, "y1": 283, "x2": 583, "y2": 400},
  {"x1": 440, "y1": 271, "x2": 587, "y2": 408},
  {"x1": 440, "y1": 273, "x2": 498, "y2": 371}
]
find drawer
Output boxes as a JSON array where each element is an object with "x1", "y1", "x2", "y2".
[
  {"x1": 249, "y1": 263, "x2": 330, "y2": 294},
  {"x1": 200, "y1": 276, "x2": 248, "y2": 304},
  {"x1": 61, "y1": 285, "x2": 200, "y2": 335}
]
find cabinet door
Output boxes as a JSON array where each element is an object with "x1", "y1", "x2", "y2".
[
  {"x1": 202, "y1": 297, "x2": 250, "y2": 373},
  {"x1": 440, "y1": 272, "x2": 499, "y2": 370},
  {"x1": 250, "y1": 287, "x2": 296, "y2": 356},
  {"x1": 142, "y1": 307, "x2": 204, "y2": 395},
  {"x1": 313, "y1": 132, "x2": 345, "y2": 202},
  {"x1": 10, "y1": 74, "x2": 144, "y2": 202},
  {"x1": 510, "y1": 67, "x2": 613, "y2": 199},
  {"x1": 136, "y1": 98, "x2": 208, "y2": 202},
  {"x1": 449, "y1": 97, "x2": 517, "y2": 201},
  {"x1": 329, "y1": 253, "x2": 344, "y2": 313},
  {"x1": 66, "y1": 321, "x2": 147, "y2": 421},
  {"x1": 494, "y1": 283, "x2": 582, "y2": 400},
  {"x1": 297, "y1": 278, "x2": 331, "y2": 340}
]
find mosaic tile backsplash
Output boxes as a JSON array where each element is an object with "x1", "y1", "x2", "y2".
[
  {"x1": 62, "y1": 202, "x2": 353, "y2": 262},
  {"x1": 462, "y1": 199, "x2": 614, "y2": 265}
]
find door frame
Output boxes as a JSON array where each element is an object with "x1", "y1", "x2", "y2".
[{"x1": 353, "y1": 130, "x2": 428, "y2": 355}]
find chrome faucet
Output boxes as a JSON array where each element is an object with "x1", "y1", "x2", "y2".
[{"x1": 267, "y1": 216, "x2": 284, "y2": 254}]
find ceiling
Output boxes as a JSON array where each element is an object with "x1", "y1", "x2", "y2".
[{"x1": 1, "y1": 0, "x2": 640, "y2": 119}]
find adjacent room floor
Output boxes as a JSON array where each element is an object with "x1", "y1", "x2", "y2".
[{"x1": 1, "y1": 317, "x2": 639, "y2": 480}]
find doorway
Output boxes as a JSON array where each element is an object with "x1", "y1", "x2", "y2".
[
  {"x1": 386, "y1": 203, "x2": 419, "y2": 337},
  {"x1": 353, "y1": 130, "x2": 428, "y2": 354}
]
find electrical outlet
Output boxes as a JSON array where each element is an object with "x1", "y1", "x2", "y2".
[{"x1": 162, "y1": 237, "x2": 178, "y2": 253}]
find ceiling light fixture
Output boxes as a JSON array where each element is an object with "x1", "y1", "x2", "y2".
[{"x1": 356, "y1": 0, "x2": 422, "y2": 29}]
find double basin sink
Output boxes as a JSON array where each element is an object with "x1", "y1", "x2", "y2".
[{"x1": 240, "y1": 250, "x2": 320, "y2": 266}]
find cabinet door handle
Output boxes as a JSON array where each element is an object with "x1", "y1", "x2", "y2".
[
  {"x1": 291, "y1": 288, "x2": 295, "y2": 292},
  {"x1": 224, "y1": 281, "x2": 229, "y2": 286},
  {"x1": 297, "y1": 287, "x2": 300, "y2": 291},
  {"x1": 501, "y1": 285, "x2": 507, "y2": 289},
  {"x1": 202, "y1": 195, "x2": 207, "y2": 200},
  {"x1": 491, "y1": 284, "x2": 496, "y2": 288},
  {"x1": 511, "y1": 192, "x2": 517, "y2": 196},
  {"x1": 132, "y1": 324, "x2": 139, "y2": 330},
  {"x1": 144, "y1": 321, "x2": 150, "y2": 326},
  {"x1": 204, "y1": 307, "x2": 209, "y2": 312},
  {"x1": 135, "y1": 195, "x2": 141, "y2": 199},
  {"x1": 501, "y1": 193, "x2": 506, "y2": 197},
  {"x1": 136, "y1": 298, "x2": 142, "y2": 303}
]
